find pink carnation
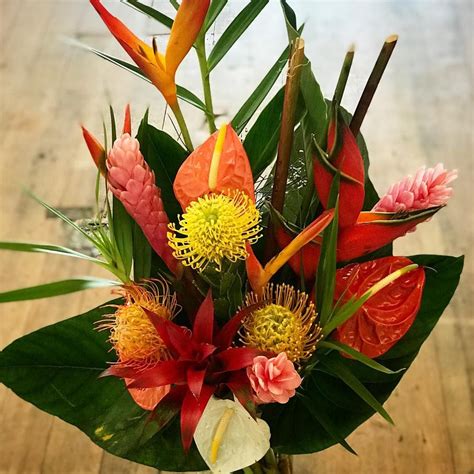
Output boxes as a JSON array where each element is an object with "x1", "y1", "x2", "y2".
[
  {"x1": 247, "y1": 353, "x2": 302, "y2": 404},
  {"x1": 373, "y1": 163, "x2": 457, "y2": 213}
]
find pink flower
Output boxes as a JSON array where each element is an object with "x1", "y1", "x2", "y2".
[
  {"x1": 247, "y1": 353, "x2": 302, "y2": 404},
  {"x1": 373, "y1": 163, "x2": 457, "y2": 213},
  {"x1": 107, "y1": 134, "x2": 179, "y2": 275}
]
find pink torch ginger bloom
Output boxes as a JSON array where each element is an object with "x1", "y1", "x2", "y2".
[
  {"x1": 373, "y1": 163, "x2": 457, "y2": 213},
  {"x1": 107, "y1": 134, "x2": 178, "y2": 275},
  {"x1": 247, "y1": 352, "x2": 302, "y2": 404}
]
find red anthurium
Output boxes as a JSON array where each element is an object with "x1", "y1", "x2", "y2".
[
  {"x1": 333, "y1": 256, "x2": 425, "y2": 358},
  {"x1": 274, "y1": 206, "x2": 442, "y2": 280},
  {"x1": 173, "y1": 124, "x2": 255, "y2": 210},
  {"x1": 314, "y1": 118, "x2": 365, "y2": 228},
  {"x1": 105, "y1": 292, "x2": 264, "y2": 452}
]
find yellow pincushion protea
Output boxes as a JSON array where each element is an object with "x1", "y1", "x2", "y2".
[
  {"x1": 98, "y1": 280, "x2": 177, "y2": 368},
  {"x1": 241, "y1": 284, "x2": 322, "y2": 363},
  {"x1": 167, "y1": 191, "x2": 261, "y2": 272}
]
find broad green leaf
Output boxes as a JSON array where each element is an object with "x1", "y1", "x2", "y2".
[
  {"x1": 0, "y1": 241, "x2": 101, "y2": 263},
  {"x1": 232, "y1": 46, "x2": 289, "y2": 135},
  {"x1": 263, "y1": 254, "x2": 463, "y2": 454},
  {"x1": 68, "y1": 40, "x2": 208, "y2": 112},
  {"x1": 299, "y1": 391, "x2": 356, "y2": 455},
  {"x1": 207, "y1": 0, "x2": 269, "y2": 72},
  {"x1": 0, "y1": 278, "x2": 117, "y2": 303},
  {"x1": 318, "y1": 341, "x2": 403, "y2": 375},
  {"x1": 0, "y1": 302, "x2": 206, "y2": 471},
  {"x1": 132, "y1": 223, "x2": 151, "y2": 281},
  {"x1": 122, "y1": 0, "x2": 174, "y2": 29},
  {"x1": 205, "y1": 0, "x2": 228, "y2": 31},
  {"x1": 136, "y1": 114, "x2": 188, "y2": 222},
  {"x1": 111, "y1": 198, "x2": 134, "y2": 278}
]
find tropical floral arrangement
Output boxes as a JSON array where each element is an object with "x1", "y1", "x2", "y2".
[{"x1": 0, "y1": 1, "x2": 464, "y2": 473}]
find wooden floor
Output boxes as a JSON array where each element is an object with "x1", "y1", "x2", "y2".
[{"x1": 0, "y1": 1, "x2": 472, "y2": 473}]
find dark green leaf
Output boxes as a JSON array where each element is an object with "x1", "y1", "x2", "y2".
[
  {"x1": 112, "y1": 198, "x2": 134, "y2": 277},
  {"x1": 0, "y1": 302, "x2": 206, "y2": 470},
  {"x1": 132, "y1": 223, "x2": 151, "y2": 281},
  {"x1": 122, "y1": 0, "x2": 174, "y2": 29},
  {"x1": 207, "y1": 0, "x2": 269, "y2": 72},
  {"x1": 0, "y1": 278, "x2": 117, "y2": 303},
  {"x1": 232, "y1": 46, "x2": 289, "y2": 135}
]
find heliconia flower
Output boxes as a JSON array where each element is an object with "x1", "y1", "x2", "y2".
[
  {"x1": 373, "y1": 163, "x2": 457, "y2": 213},
  {"x1": 169, "y1": 124, "x2": 260, "y2": 272},
  {"x1": 246, "y1": 210, "x2": 334, "y2": 296},
  {"x1": 90, "y1": 0, "x2": 210, "y2": 106},
  {"x1": 107, "y1": 133, "x2": 179, "y2": 275},
  {"x1": 274, "y1": 206, "x2": 442, "y2": 281},
  {"x1": 107, "y1": 292, "x2": 265, "y2": 452},
  {"x1": 313, "y1": 118, "x2": 365, "y2": 228},
  {"x1": 97, "y1": 281, "x2": 177, "y2": 410},
  {"x1": 194, "y1": 397, "x2": 270, "y2": 474},
  {"x1": 247, "y1": 353, "x2": 302, "y2": 404},
  {"x1": 242, "y1": 284, "x2": 322, "y2": 363},
  {"x1": 333, "y1": 257, "x2": 425, "y2": 358}
]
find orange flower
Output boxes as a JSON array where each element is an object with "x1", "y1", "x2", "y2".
[{"x1": 90, "y1": 0, "x2": 210, "y2": 106}]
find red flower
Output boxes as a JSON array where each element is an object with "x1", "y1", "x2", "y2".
[
  {"x1": 333, "y1": 256, "x2": 425, "y2": 358},
  {"x1": 103, "y1": 292, "x2": 263, "y2": 452}
]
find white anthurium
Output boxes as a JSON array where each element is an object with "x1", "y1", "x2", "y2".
[{"x1": 193, "y1": 396, "x2": 271, "y2": 473}]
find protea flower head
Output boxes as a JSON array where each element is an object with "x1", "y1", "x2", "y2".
[
  {"x1": 373, "y1": 163, "x2": 457, "y2": 212},
  {"x1": 107, "y1": 133, "x2": 179, "y2": 275}
]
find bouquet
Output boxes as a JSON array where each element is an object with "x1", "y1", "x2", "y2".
[{"x1": 0, "y1": 1, "x2": 464, "y2": 473}]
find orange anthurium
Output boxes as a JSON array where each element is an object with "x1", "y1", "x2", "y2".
[
  {"x1": 246, "y1": 210, "x2": 335, "y2": 296},
  {"x1": 90, "y1": 0, "x2": 210, "y2": 107},
  {"x1": 173, "y1": 124, "x2": 255, "y2": 210},
  {"x1": 314, "y1": 118, "x2": 365, "y2": 228},
  {"x1": 168, "y1": 124, "x2": 260, "y2": 272},
  {"x1": 274, "y1": 206, "x2": 442, "y2": 280}
]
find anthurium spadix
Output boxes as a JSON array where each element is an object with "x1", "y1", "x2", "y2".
[
  {"x1": 194, "y1": 397, "x2": 271, "y2": 474},
  {"x1": 90, "y1": 0, "x2": 210, "y2": 107},
  {"x1": 274, "y1": 206, "x2": 442, "y2": 280},
  {"x1": 313, "y1": 113, "x2": 365, "y2": 228}
]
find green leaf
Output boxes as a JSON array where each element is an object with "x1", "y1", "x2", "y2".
[
  {"x1": 243, "y1": 88, "x2": 284, "y2": 178},
  {"x1": 319, "y1": 341, "x2": 403, "y2": 375},
  {"x1": 232, "y1": 46, "x2": 289, "y2": 135},
  {"x1": 207, "y1": 0, "x2": 269, "y2": 72},
  {"x1": 0, "y1": 241, "x2": 101, "y2": 263},
  {"x1": 0, "y1": 278, "x2": 117, "y2": 303},
  {"x1": 263, "y1": 254, "x2": 463, "y2": 454},
  {"x1": 132, "y1": 223, "x2": 151, "y2": 281},
  {"x1": 0, "y1": 302, "x2": 206, "y2": 471},
  {"x1": 299, "y1": 391, "x2": 357, "y2": 455},
  {"x1": 111, "y1": 198, "x2": 134, "y2": 278},
  {"x1": 205, "y1": 0, "x2": 228, "y2": 31},
  {"x1": 322, "y1": 293, "x2": 370, "y2": 336},
  {"x1": 68, "y1": 40, "x2": 208, "y2": 113},
  {"x1": 122, "y1": 0, "x2": 174, "y2": 29},
  {"x1": 136, "y1": 114, "x2": 188, "y2": 222}
]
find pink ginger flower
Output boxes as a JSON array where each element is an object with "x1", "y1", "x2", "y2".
[
  {"x1": 247, "y1": 352, "x2": 302, "y2": 404},
  {"x1": 107, "y1": 133, "x2": 178, "y2": 275},
  {"x1": 373, "y1": 163, "x2": 457, "y2": 213}
]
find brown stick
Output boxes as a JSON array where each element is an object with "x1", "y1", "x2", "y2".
[
  {"x1": 350, "y1": 34, "x2": 398, "y2": 136},
  {"x1": 270, "y1": 37, "x2": 306, "y2": 214}
]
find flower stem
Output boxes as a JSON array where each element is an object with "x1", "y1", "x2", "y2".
[
  {"x1": 350, "y1": 34, "x2": 398, "y2": 136},
  {"x1": 171, "y1": 101, "x2": 194, "y2": 151},
  {"x1": 196, "y1": 33, "x2": 217, "y2": 133}
]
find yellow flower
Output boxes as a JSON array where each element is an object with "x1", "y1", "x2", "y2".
[
  {"x1": 98, "y1": 280, "x2": 177, "y2": 368},
  {"x1": 241, "y1": 284, "x2": 322, "y2": 363},
  {"x1": 168, "y1": 191, "x2": 261, "y2": 272}
]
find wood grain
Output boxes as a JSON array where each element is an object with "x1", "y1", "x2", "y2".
[{"x1": 0, "y1": 1, "x2": 472, "y2": 473}]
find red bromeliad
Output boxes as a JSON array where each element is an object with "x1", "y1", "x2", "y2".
[{"x1": 103, "y1": 292, "x2": 265, "y2": 452}]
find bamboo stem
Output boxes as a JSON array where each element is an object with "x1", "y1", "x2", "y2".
[
  {"x1": 333, "y1": 44, "x2": 355, "y2": 106},
  {"x1": 350, "y1": 34, "x2": 398, "y2": 136},
  {"x1": 196, "y1": 33, "x2": 217, "y2": 134},
  {"x1": 270, "y1": 37, "x2": 306, "y2": 214}
]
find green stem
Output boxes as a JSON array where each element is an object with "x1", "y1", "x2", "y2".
[
  {"x1": 171, "y1": 101, "x2": 194, "y2": 151},
  {"x1": 196, "y1": 34, "x2": 217, "y2": 133},
  {"x1": 333, "y1": 45, "x2": 355, "y2": 107}
]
